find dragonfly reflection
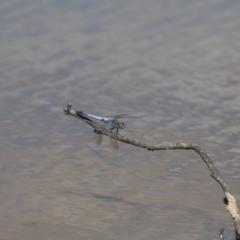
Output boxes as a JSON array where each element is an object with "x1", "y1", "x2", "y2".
[{"x1": 74, "y1": 110, "x2": 141, "y2": 150}]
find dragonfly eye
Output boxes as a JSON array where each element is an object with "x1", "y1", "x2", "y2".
[{"x1": 119, "y1": 122, "x2": 125, "y2": 129}]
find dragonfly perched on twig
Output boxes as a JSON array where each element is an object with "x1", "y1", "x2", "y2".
[
  {"x1": 63, "y1": 103, "x2": 141, "y2": 150},
  {"x1": 75, "y1": 111, "x2": 141, "y2": 150}
]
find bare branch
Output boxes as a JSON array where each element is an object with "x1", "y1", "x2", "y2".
[
  {"x1": 220, "y1": 227, "x2": 225, "y2": 240},
  {"x1": 63, "y1": 103, "x2": 240, "y2": 239}
]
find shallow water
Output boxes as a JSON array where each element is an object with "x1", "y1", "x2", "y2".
[{"x1": 0, "y1": 0, "x2": 240, "y2": 239}]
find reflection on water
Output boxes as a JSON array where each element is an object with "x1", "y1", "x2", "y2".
[{"x1": 0, "y1": 0, "x2": 240, "y2": 239}]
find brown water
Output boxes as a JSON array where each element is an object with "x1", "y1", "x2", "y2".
[{"x1": 0, "y1": 0, "x2": 240, "y2": 239}]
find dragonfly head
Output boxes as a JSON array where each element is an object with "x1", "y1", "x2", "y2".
[{"x1": 118, "y1": 122, "x2": 125, "y2": 129}]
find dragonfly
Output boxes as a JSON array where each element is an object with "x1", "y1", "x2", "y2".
[{"x1": 74, "y1": 110, "x2": 141, "y2": 150}]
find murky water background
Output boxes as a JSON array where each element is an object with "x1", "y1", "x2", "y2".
[{"x1": 0, "y1": 0, "x2": 240, "y2": 239}]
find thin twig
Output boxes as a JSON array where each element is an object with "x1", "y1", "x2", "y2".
[
  {"x1": 63, "y1": 103, "x2": 240, "y2": 240},
  {"x1": 220, "y1": 227, "x2": 225, "y2": 240}
]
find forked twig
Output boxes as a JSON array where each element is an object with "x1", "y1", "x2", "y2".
[{"x1": 63, "y1": 103, "x2": 240, "y2": 240}]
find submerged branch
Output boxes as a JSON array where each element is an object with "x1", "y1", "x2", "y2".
[{"x1": 63, "y1": 103, "x2": 240, "y2": 239}]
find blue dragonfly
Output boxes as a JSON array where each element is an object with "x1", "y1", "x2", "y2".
[{"x1": 75, "y1": 111, "x2": 141, "y2": 150}]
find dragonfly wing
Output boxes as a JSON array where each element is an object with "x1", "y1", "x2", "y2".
[
  {"x1": 117, "y1": 116, "x2": 142, "y2": 119},
  {"x1": 94, "y1": 122, "x2": 107, "y2": 146},
  {"x1": 110, "y1": 114, "x2": 128, "y2": 118},
  {"x1": 111, "y1": 114, "x2": 142, "y2": 119},
  {"x1": 95, "y1": 133, "x2": 103, "y2": 146},
  {"x1": 109, "y1": 136, "x2": 119, "y2": 151}
]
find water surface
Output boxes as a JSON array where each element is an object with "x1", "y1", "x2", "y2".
[{"x1": 0, "y1": 0, "x2": 240, "y2": 239}]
